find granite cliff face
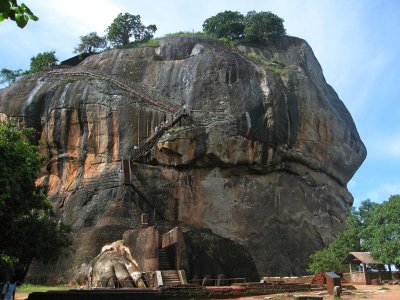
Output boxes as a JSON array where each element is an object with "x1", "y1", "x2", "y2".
[{"x1": 0, "y1": 36, "x2": 366, "y2": 280}]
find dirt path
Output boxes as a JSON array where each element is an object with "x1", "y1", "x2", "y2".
[
  {"x1": 221, "y1": 284, "x2": 400, "y2": 300},
  {"x1": 15, "y1": 292, "x2": 29, "y2": 300}
]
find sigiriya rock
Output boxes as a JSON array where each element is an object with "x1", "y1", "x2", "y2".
[{"x1": 0, "y1": 35, "x2": 366, "y2": 282}]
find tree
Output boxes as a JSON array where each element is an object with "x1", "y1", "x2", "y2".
[
  {"x1": 244, "y1": 11, "x2": 286, "y2": 43},
  {"x1": 0, "y1": 0, "x2": 38, "y2": 28},
  {"x1": 0, "y1": 68, "x2": 24, "y2": 86},
  {"x1": 74, "y1": 32, "x2": 107, "y2": 54},
  {"x1": 307, "y1": 212, "x2": 362, "y2": 273},
  {"x1": 30, "y1": 51, "x2": 58, "y2": 73},
  {"x1": 0, "y1": 121, "x2": 69, "y2": 281},
  {"x1": 106, "y1": 12, "x2": 157, "y2": 47},
  {"x1": 203, "y1": 10, "x2": 245, "y2": 40},
  {"x1": 362, "y1": 195, "x2": 400, "y2": 266}
]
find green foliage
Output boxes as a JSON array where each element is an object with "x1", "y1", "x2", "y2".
[
  {"x1": 74, "y1": 32, "x2": 107, "y2": 54},
  {"x1": 0, "y1": 121, "x2": 70, "y2": 281},
  {"x1": 201, "y1": 10, "x2": 286, "y2": 44},
  {"x1": 163, "y1": 31, "x2": 211, "y2": 38},
  {"x1": 0, "y1": 0, "x2": 38, "y2": 28},
  {"x1": 362, "y1": 195, "x2": 400, "y2": 265},
  {"x1": 30, "y1": 51, "x2": 58, "y2": 73},
  {"x1": 117, "y1": 37, "x2": 160, "y2": 49},
  {"x1": 242, "y1": 52, "x2": 286, "y2": 75},
  {"x1": 308, "y1": 196, "x2": 400, "y2": 273},
  {"x1": 17, "y1": 283, "x2": 68, "y2": 293},
  {"x1": 0, "y1": 68, "x2": 24, "y2": 86},
  {"x1": 106, "y1": 13, "x2": 157, "y2": 47},
  {"x1": 0, "y1": 253, "x2": 18, "y2": 282},
  {"x1": 244, "y1": 11, "x2": 286, "y2": 43},
  {"x1": 203, "y1": 10, "x2": 245, "y2": 40},
  {"x1": 307, "y1": 212, "x2": 362, "y2": 273}
]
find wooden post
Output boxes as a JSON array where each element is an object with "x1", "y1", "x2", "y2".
[{"x1": 362, "y1": 263, "x2": 366, "y2": 284}]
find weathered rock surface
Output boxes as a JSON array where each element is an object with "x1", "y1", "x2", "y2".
[{"x1": 0, "y1": 36, "x2": 366, "y2": 280}]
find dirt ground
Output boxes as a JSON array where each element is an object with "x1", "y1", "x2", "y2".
[
  {"x1": 235, "y1": 284, "x2": 400, "y2": 300},
  {"x1": 14, "y1": 284, "x2": 400, "y2": 300}
]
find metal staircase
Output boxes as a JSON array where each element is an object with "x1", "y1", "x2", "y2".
[{"x1": 129, "y1": 107, "x2": 189, "y2": 162}]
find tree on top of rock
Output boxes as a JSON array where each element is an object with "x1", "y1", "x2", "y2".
[
  {"x1": 244, "y1": 11, "x2": 286, "y2": 43},
  {"x1": 202, "y1": 10, "x2": 286, "y2": 44},
  {"x1": 106, "y1": 13, "x2": 157, "y2": 47},
  {"x1": 29, "y1": 51, "x2": 58, "y2": 73},
  {"x1": 74, "y1": 32, "x2": 107, "y2": 54},
  {"x1": 203, "y1": 10, "x2": 245, "y2": 40},
  {"x1": 0, "y1": 68, "x2": 24, "y2": 86}
]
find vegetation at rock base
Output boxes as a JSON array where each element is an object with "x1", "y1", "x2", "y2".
[
  {"x1": 362, "y1": 195, "x2": 400, "y2": 266},
  {"x1": 0, "y1": 121, "x2": 70, "y2": 281},
  {"x1": 203, "y1": 10, "x2": 286, "y2": 44},
  {"x1": 29, "y1": 51, "x2": 58, "y2": 73},
  {"x1": 74, "y1": 32, "x2": 107, "y2": 54},
  {"x1": 106, "y1": 12, "x2": 157, "y2": 47},
  {"x1": 307, "y1": 212, "x2": 361, "y2": 273},
  {"x1": 307, "y1": 196, "x2": 400, "y2": 273},
  {"x1": 0, "y1": 0, "x2": 38, "y2": 28}
]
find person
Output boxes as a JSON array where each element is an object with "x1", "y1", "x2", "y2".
[{"x1": 1, "y1": 280, "x2": 16, "y2": 300}]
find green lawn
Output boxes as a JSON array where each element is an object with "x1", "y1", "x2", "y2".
[{"x1": 17, "y1": 283, "x2": 69, "y2": 293}]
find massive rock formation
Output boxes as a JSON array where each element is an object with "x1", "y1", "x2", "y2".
[{"x1": 0, "y1": 35, "x2": 366, "y2": 281}]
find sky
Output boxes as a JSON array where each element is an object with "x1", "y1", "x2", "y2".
[{"x1": 1, "y1": 0, "x2": 399, "y2": 207}]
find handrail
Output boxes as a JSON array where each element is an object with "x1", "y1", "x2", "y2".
[
  {"x1": 129, "y1": 106, "x2": 189, "y2": 161},
  {"x1": 46, "y1": 70, "x2": 181, "y2": 113}
]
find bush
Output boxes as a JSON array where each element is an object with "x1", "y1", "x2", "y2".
[
  {"x1": 203, "y1": 10, "x2": 245, "y2": 40},
  {"x1": 202, "y1": 10, "x2": 286, "y2": 44},
  {"x1": 244, "y1": 11, "x2": 286, "y2": 43}
]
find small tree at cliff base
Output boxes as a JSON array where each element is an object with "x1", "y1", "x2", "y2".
[
  {"x1": 106, "y1": 13, "x2": 157, "y2": 47},
  {"x1": 307, "y1": 212, "x2": 362, "y2": 273},
  {"x1": 0, "y1": 120, "x2": 70, "y2": 281},
  {"x1": 308, "y1": 197, "x2": 400, "y2": 273},
  {"x1": 362, "y1": 195, "x2": 400, "y2": 267}
]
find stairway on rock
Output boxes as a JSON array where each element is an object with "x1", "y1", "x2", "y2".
[
  {"x1": 160, "y1": 270, "x2": 182, "y2": 286},
  {"x1": 158, "y1": 248, "x2": 172, "y2": 270}
]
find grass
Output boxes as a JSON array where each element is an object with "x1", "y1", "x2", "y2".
[
  {"x1": 17, "y1": 283, "x2": 69, "y2": 293},
  {"x1": 162, "y1": 31, "x2": 213, "y2": 39},
  {"x1": 243, "y1": 51, "x2": 286, "y2": 75},
  {"x1": 117, "y1": 38, "x2": 161, "y2": 49}
]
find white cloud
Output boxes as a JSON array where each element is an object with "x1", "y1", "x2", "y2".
[
  {"x1": 366, "y1": 131, "x2": 400, "y2": 159},
  {"x1": 354, "y1": 182, "x2": 400, "y2": 206}
]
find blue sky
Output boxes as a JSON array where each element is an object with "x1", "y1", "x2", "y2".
[{"x1": 1, "y1": 0, "x2": 399, "y2": 207}]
